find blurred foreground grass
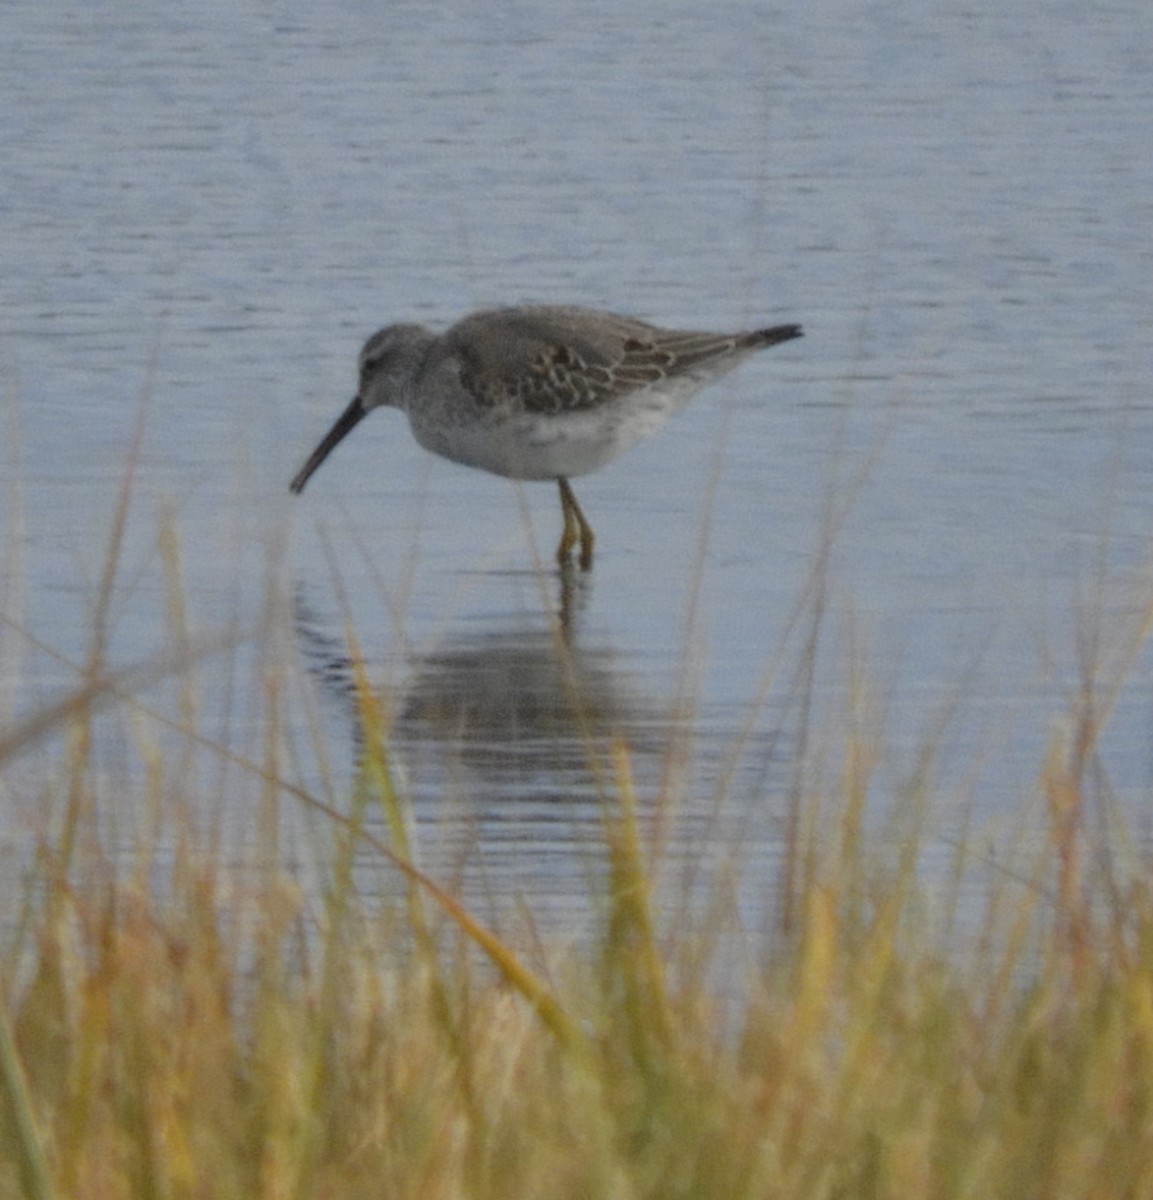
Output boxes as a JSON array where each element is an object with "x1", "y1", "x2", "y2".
[{"x1": 2, "y1": 490, "x2": 1153, "y2": 1199}]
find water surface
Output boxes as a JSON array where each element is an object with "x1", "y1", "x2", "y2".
[{"x1": 2, "y1": 0, "x2": 1152, "y2": 937}]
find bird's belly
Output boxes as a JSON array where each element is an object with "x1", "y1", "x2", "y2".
[{"x1": 409, "y1": 403, "x2": 675, "y2": 481}]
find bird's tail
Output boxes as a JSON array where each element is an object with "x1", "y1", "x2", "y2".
[{"x1": 747, "y1": 323, "x2": 803, "y2": 349}]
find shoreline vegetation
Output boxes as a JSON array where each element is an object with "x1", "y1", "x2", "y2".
[{"x1": 3, "y1": 482, "x2": 1153, "y2": 1199}]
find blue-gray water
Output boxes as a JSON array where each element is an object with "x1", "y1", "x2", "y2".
[{"x1": 2, "y1": 0, "x2": 1152, "y2": 938}]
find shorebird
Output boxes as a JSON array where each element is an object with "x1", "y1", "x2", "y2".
[{"x1": 290, "y1": 305, "x2": 802, "y2": 568}]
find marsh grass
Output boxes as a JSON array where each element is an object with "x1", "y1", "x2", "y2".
[{"x1": 2, "y1": 485, "x2": 1153, "y2": 1199}]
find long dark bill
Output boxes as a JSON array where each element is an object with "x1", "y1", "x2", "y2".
[{"x1": 289, "y1": 396, "x2": 367, "y2": 494}]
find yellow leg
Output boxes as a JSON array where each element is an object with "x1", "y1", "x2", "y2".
[{"x1": 557, "y1": 478, "x2": 595, "y2": 570}]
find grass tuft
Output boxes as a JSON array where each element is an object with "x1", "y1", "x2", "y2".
[{"x1": 3, "y1": 491, "x2": 1153, "y2": 1199}]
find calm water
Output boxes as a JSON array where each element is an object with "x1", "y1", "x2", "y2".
[{"x1": 2, "y1": 0, "x2": 1152, "y2": 936}]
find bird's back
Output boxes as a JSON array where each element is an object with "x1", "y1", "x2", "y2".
[{"x1": 429, "y1": 306, "x2": 796, "y2": 417}]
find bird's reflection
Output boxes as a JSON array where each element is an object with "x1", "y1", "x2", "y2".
[
  {"x1": 293, "y1": 573, "x2": 680, "y2": 933},
  {"x1": 555, "y1": 559, "x2": 591, "y2": 638},
  {"x1": 293, "y1": 574, "x2": 665, "y2": 805},
  {"x1": 396, "y1": 622, "x2": 650, "y2": 798},
  {"x1": 291, "y1": 572, "x2": 794, "y2": 948}
]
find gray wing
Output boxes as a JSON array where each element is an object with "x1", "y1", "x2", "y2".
[{"x1": 442, "y1": 306, "x2": 763, "y2": 415}]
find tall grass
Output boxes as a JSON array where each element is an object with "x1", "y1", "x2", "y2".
[{"x1": 2, "y1": 488, "x2": 1153, "y2": 1199}]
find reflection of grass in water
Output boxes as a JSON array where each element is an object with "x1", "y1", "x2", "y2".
[{"x1": 3, "y1": 453, "x2": 1153, "y2": 1199}]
